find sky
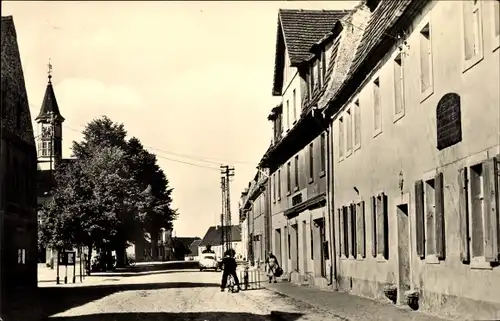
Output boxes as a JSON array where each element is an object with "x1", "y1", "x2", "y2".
[{"x1": 2, "y1": 0, "x2": 358, "y2": 238}]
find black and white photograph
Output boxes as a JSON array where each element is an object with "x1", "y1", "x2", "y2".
[{"x1": 1, "y1": 0, "x2": 499, "y2": 320}]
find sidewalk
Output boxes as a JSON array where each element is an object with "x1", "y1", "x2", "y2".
[{"x1": 259, "y1": 274, "x2": 451, "y2": 321}]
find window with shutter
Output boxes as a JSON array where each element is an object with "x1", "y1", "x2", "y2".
[
  {"x1": 349, "y1": 204, "x2": 356, "y2": 258},
  {"x1": 371, "y1": 196, "x2": 377, "y2": 257},
  {"x1": 337, "y1": 209, "x2": 342, "y2": 257},
  {"x1": 415, "y1": 180, "x2": 426, "y2": 258},
  {"x1": 469, "y1": 163, "x2": 485, "y2": 258},
  {"x1": 277, "y1": 169, "x2": 281, "y2": 200},
  {"x1": 458, "y1": 167, "x2": 471, "y2": 262},
  {"x1": 287, "y1": 162, "x2": 291, "y2": 194},
  {"x1": 309, "y1": 143, "x2": 314, "y2": 181},
  {"x1": 356, "y1": 201, "x2": 366, "y2": 258},
  {"x1": 294, "y1": 155, "x2": 299, "y2": 189},
  {"x1": 482, "y1": 158, "x2": 499, "y2": 263},
  {"x1": 376, "y1": 193, "x2": 389, "y2": 259},
  {"x1": 343, "y1": 206, "x2": 349, "y2": 256},
  {"x1": 424, "y1": 178, "x2": 436, "y2": 256},
  {"x1": 435, "y1": 172, "x2": 445, "y2": 259}
]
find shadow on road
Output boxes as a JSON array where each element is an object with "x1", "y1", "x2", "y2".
[
  {"x1": 2, "y1": 282, "x2": 221, "y2": 321},
  {"x1": 48, "y1": 311, "x2": 304, "y2": 320},
  {"x1": 89, "y1": 269, "x2": 199, "y2": 278}
]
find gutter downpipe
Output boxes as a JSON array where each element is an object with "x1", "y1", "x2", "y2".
[{"x1": 323, "y1": 108, "x2": 337, "y2": 290}]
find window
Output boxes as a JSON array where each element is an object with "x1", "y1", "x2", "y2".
[
  {"x1": 349, "y1": 204, "x2": 357, "y2": 258},
  {"x1": 419, "y1": 23, "x2": 433, "y2": 95},
  {"x1": 346, "y1": 108, "x2": 352, "y2": 154},
  {"x1": 394, "y1": 54, "x2": 405, "y2": 118},
  {"x1": 459, "y1": 158, "x2": 500, "y2": 265},
  {"x1": 320, "y1": 133, "x2": 326, "y2": 174},
  {"x1": 373, "y1": 78, "x2": 382, "y2": 135},
  {"x1": 371, "y1": 193, "x2": 388, "y2": 259},
  {"x1": 286, "y1": 100, "x2": 290, "y2": 131},
  {"x1": 286, "y1": 162, "x2": 291, "y2": 194},
  {"x1": 353, "y1": 100, "x2": 361, "y2": 149},
  {"x1": 338, "y1": 117, "x2": 344, "y2": 159},
  {"x1": 277, "y1": 169, "x2": 281, "y2": 200},
  {"x1": 294, "y1": 155, "x2": 299, "y2": 189},
  {"x1": 492, "y1": 0, "x2": 499, "y2": 49},
  {"x1": 288, "y1": 229, "x2": 291, "y2": 259},
  {"x1": 17, "y1": 248, "x2": 26, "y2": 264},
  {"x1": 273, "y1": 174, "x2": 276, "y2": 201},
  {"x1": 321, "y1": 50, "x2": 327, "y2": 84},
  {"x1": 39, "y1": 140, "x2": 52, "y2": 157},
  {"x1": 292, "y1": 89, "x2": 297, "y2": 123},
  {"x1": 341, "y1": 206, "x2": 349, "y2": 257},
  {"x1": 309, "y1": 143, "x2": 314, "y2": 181},
  {"x1": 417, "y1": 173, "x2": 445, "y2": 261},
  {"x1": 462, "y1": 0, "x2": 483, "y2": 64},
  {"x1": 356, "y1": 201, "x2": 366, "y2": 258}
]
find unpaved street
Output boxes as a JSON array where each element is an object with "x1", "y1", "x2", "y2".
[{"x1": 35, "y1": 269, "x2": 333, "y2": 321}]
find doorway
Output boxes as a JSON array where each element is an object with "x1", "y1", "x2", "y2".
[{"x1": 397, "y1": 203, "x2": 410, "y2": 301}]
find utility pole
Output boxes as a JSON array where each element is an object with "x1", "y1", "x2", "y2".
[
  {"x1": 220, "y1": 176, "x2": 226, "y2": 252},
  {"x1": 220, "y1": 165, "x2": 235, "y2": 253}
]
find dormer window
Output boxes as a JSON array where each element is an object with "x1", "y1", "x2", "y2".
[{"x1": 366, "y1": 0, "x2": 381, "y2": 12}]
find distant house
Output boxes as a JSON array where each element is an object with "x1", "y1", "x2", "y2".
[
  {"x1": 186, "y1": 239, "x2": 201, "y2": 261},
  {"x1": 198, "y1": 225, "x2": 242, "y2": 260},
  {"x1": 172, "y1": 237, "x2": 200, "y2": 260}
]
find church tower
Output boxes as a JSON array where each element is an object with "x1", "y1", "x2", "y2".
[{"x1": 35, "y1": 60, "x2": 65, "y2": 171}]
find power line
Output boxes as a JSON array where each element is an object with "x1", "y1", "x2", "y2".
[
  {"x1": 63, "y1": 122, "x2": 257, "y2": 167},
  {"x1": 62, "y1": 125, "x2": 221, "y2": 171}
]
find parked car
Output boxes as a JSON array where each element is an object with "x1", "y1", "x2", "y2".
[{"x1": 199, "y1": 253, "x2": 219, "y2": 271}]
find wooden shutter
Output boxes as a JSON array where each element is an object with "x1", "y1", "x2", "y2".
[
  {"x1": 458, "y1": 167, "x2": 470, "y2": 262},
  {"x1": 435, "y1": 172, "x2": 445, "y2": 259},
  {"x1": 358, "y1": 201, "x2": 366, "y2": 258},
  {"x1": 483, "y1": 158, "x2": 499, "y2": 263},
  {"x1": 376, "y1": 195, "x2": 384, "y2": 257},
  {"x1": 415, "y1": 180, "x2": 425, "y2": 258},
  {"x1": 380, "y1": 193, "x2": 389, "y2": 259},
  {"x1": 350, "y1": 204, "x2": 357, "y2": 258},
  {"x1": 347, "y1": 204, "x2": 353, "y2": 257},
  {"x1": 371, "y1": 196, "x2": 377, "y2": 257},
  {"x1": 337, "y1": 208, "x2": 342, "y2": 257},
  {"x1": 339, "y1": 206, "x2": 345, "y2": 257}
]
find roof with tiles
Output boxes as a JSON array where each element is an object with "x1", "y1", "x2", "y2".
[
  {"x1": 199, "y1": 225, "x2": 242, "y2": 248},
  {"x1": 36, "y1": 78, "x2": 65, "y2": 122},
  {"x1": 324, "y1": 0, "x2": 430, "y2": 112},
  {"x1": 272, "y1": 9, "x2": 350, "y2": 96},
  {"x1": 1, "y1": 16, "x2": 36, "y2": 146}
]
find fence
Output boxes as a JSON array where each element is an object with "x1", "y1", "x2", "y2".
[{"x1": 239, "y1": 269, "x2": 262, "y2": 290}]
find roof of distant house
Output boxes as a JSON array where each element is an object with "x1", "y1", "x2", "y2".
[
  {"x1": 199, "y1": 225, "x2": 242, "y2": 247},
  {"x1": 189, "y1": 239, "x2": 202, "y2": 256}
]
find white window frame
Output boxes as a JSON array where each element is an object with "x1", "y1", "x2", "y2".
[
  {"x1": 393, "y1": 52, "x2": 405, "y2": 122},
  {"x1": 419, "y1": 18, "x2": 434, "y2": 102},
  {"x1": 492, "y1": 0, "x2": 500, "y2": 51},
  {"x1": 461, "y1": 0, "x2": 484, "y2": 72},
  {"x1": 353, "y1": 99, "x2": 361, "y2": 152},
  {"x1": 373, "y1": 77, "x2": 382, "y2": 137}
]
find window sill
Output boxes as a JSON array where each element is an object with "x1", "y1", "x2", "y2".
[
  {"x1": 470, "y1": 257, "x2": 493, "y2": 270},
  {"x1": 338, "y1": 156, "x2": 344, "y2": 163},
  {"x1": 356, "y1": 256, "x2": 365, "y2": 261},
  {"x1": 293, "y1": 186, "x2": 299, "y2": 192},
  {"x1": 393, "y1": 110, "x2": 405, "y2": 123},
  {"x1": 420, "y1": 87, "x2": 434, "y2": 103},
  {"x1": 308, "y1": 178, "x2": 314, "y2": 184},
  {"x1": 277, "y1": 197, "x2": 281, "y2": 202},
  {"x1": 493, "y1": 35, "x2": 499, "y2": 52},
  {"x1": 319, "y1": 171, "x2": 326, "y2": 178},
  {"x1": 376, "y1": 254, "x2": 387, "y2": 263},
  {"x1": 373, "y1": 129, "x2": 382, "y2": 139},
  {"x1": 353, "y1": 144, "x2": 361, "y2": 152},
  {"x1": 345, "y1": 149, "x2": 352, "y2": 158},
  {"x1": 462, "y1": 54, "x2": 484, "y2": 74},
  {"x1": 286, "y1": 191, "x2": 291, "y2": 197},
  {"x1": 424, "y1": 254, "x2": 440, "y2": 265}
]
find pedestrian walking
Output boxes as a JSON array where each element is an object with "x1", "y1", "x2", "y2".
[
  {"x1": 220, "y1": 249, "x2": 241, "y2": 292},
  {"x1": 265, "y1": 251, "x2": 279, "y2": 283}
]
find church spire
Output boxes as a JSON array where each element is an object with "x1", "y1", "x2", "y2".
[{"x1": 35, "y1": 59, "x2": 65, "y2": 122}]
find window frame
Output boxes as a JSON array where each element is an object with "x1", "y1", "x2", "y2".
[
  {"x1": 373, "y1": 77, "x2": 382, "y2": 137},
  {"x1": 353, "y1": 100, "x2": 361, "y2": 151},
  {"x1": 492, "y1": 0, "x2": 500, "y2": 51},
  {"x1": 419, "y1": 19, "x2": 434, "y2": 101},
  {"x1": 393, "y1": 53, "x2": 405, "y2": 122},
  {"x1": 338, "y1": 116, "x2": 345, "y2": 162},
  {"x1": 461, "y1": 0, "x2": 485, "y2": 72},
  {"x1": 345, "y1": 108, "x2": 353, "y2": 157}
]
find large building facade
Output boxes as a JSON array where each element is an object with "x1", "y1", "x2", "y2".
[
  {"x1": 322, "y1": 0, "x2": 500, "y2": 319},
  {"x1": 0, "y1": 16, "x2": 38, "y2": 296},
  {"x1": 241, "y1": 0, "x2": 500, "y2": 319}
]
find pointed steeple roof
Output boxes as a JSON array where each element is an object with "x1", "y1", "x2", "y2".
[{"x1": 35, "y1": 60, "x2": 65, "y2": 122}]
